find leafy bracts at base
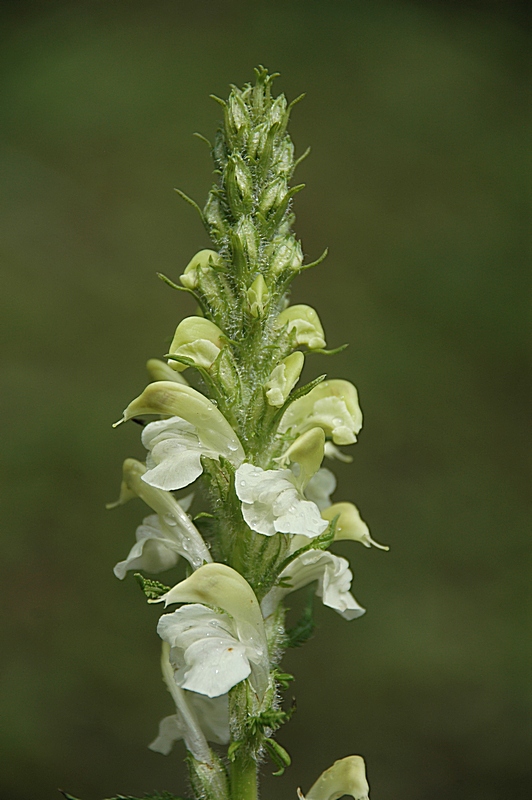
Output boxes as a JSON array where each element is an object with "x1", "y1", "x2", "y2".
[{"x1": 108, "y1": 67, "x2": 387, "y2": 800}]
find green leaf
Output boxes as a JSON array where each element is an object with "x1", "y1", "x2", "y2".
[
  {"x1": 273, "y1": 669, "x2": 295, "y2": 690},
  {"x1": 173, "y1": 188, "x2": 206, "y2": 225},
  {"x1": 227, "y1": 739, "x2": 242, "y2": 761},
  {"x1": 311, "y1": 343, "x2": 349, "y2": 356},
  {"x1": 263, "y1": 738, "x2": 292, "y2": 776},
  {"x1": 134, "y1": 573, "x2": 171, "y2": 601},
  {"x1": 300, "y1": 247, "x2": 329, "y2": 271}
]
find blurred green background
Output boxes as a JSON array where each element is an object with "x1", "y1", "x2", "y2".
[{"x1": 1, "y1": 1, "x2": 530, "y2": 798}]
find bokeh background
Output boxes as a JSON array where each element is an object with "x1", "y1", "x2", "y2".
[{"x1": 1, "y1": 1, "x2": 530, "y2": 798}]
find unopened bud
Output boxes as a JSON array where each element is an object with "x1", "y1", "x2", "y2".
[
  {"x1": 168, "y1": 316, "x2": 224, "y2": 371},
  {"x1": 247, "y1": 274, "x2": 269, "y2": 317},
  {"x1": 180, "y1": 249, "x2": 222, "y2": 289},
  {"x1": 275, "y1": 304, "x2": 326, "y2": 350},
  {"x1": 265, "y1": 351, "x2": 305, "y2": 407}
]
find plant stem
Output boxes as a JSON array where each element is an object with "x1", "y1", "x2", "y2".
[{"x1": 231, "y1": 751, "x2": 258, "y2": 800}]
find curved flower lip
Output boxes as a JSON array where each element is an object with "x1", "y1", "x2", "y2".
[
  {"x1": 261, "y1": 549, "x2": 365, "y2": 621},
  {"x1": 235, "y1": 462, "x2": 328, "y2": 538},
  {"x1": 278, "y1": 379, "x2": 363, "y2": 446},
  {"x1": 107, "y1": 458, "x2": 211, "y2": 571},
  {"x1": 113, "y1": 514, "x2": 182, "y2": 579},
  {"x1": 149, "y1": 641, "x2": 228, "y2": 762},
  {"x1": 304, "y1": 467, "x2": 337, "y2": 511},
  {"x1": 158, "y1": 604, "x2": 254, "y2": 698},
  {"x1": 113, "y1": 381, "x2": 245, "y2": 466},
  {"x1": 298, "y1": 755, "x2": 370, "y2": 800}
]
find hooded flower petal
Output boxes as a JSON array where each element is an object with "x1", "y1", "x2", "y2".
[
  {"x1": 113, "y1": 514, "x2": 182, "y2": 579},
  {"x1": 157, "y1": 563, "x2": 270, "y2": 699},
  {"x1": 279, "y1": 379, "x2": 362, "y2": 445},
  {"x1": 298, "y1": 755, "x2": 370, "y2": 800},
  {"x1": 261, "y1": 550, "x2": 365, "y2": 621},
  {"x1": 322, "y1": 502, "x2": 388, "y2": 550},
  {"x1": 148, "y1": 642, "x2": 229, "y2": 761},
  {"x1": 235, "y1": 463, "x2": 328, "y2": 538},
  {"x1": 279, "y1": 428, "x2": 325, "y2": 490},
  {"x1": 146, "y1": 358, "x2": 189, "y2": 385},
  {"x1": 107, "y1": 458, "x2": 211, "y2": 571}
]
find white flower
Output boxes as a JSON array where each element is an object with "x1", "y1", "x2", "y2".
[
  {"x1": 261, "y1": 549, "x2": 365, "y2": 621},
  {"x1": 297, "y1": 755, "x2": 370, "y2": 800},
  {"x1": 114, "y1": 514, "x2": 185, "y2": 579},
  {"x1": 279, "y1": 379, "x2": 362, "y2": 445},
  {"x1": 304, "y1": 467, "x2": 337, "y2": 511},
  {"x1": 156, "y1": 563, "x2": 270, "y2": 699},
  {"x1": 149, "y1": 642, "x2": 229, "y2": 761},
  {"x1": 114, "y1": 381, "x2": 245, "y2": 491},
  {"x1": 141, "y1": 416, "x2": 220, "y2": 491},
  {"x1": 117, "y1": 380, "x2": 244, "y2": 462},
  {"x1": 235, "y1": 463, "x2": 328, "y2": 538},
  {"x1": 108, "y1": 458, "x2": 211, "y2": 575}
]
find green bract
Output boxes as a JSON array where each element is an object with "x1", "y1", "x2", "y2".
[{"x1": 109, "y1": 67, "x2": 384, "y2": 800}]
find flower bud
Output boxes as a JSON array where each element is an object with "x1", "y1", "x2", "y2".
[
  {"x1": 168, "y1": 316, "x2": 224, "y2": 372},
  {"x1": 234, "y1": 216, "x2": 258, "y2": 265},
  {"x1": 225, "y1": 155, "x2": 253, "y2": 215},
  {"x1": 276, "y1": 138, "x2": 295, "y2": 176},
  {"x1": 264, "y1": 351, "x2": 305, "y2": 407},
  {"x1": 228, "y1": 92, "x2": 250, "y2": 135},
  {"x1": 203, "y1": 193, "x2": 227, "y2": 239},
  {"x1": 259, "y1": 177, "x2": 287, "y2": 215},
  {"x1": 269, "y1": 236, "x2": 303, "y2": 275},
  {"x1": 275, "y1": 304, "x2": 326, "y2": 350},
  {"x1": 298, "y1": 755, "x2": 370, "y2": 800},
  {"x1": 247, "y1": 274, "x2": 269, "y2": 318},
  {"x1": 180, "y1": 249, "x2": 222, "y2": 290}
]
